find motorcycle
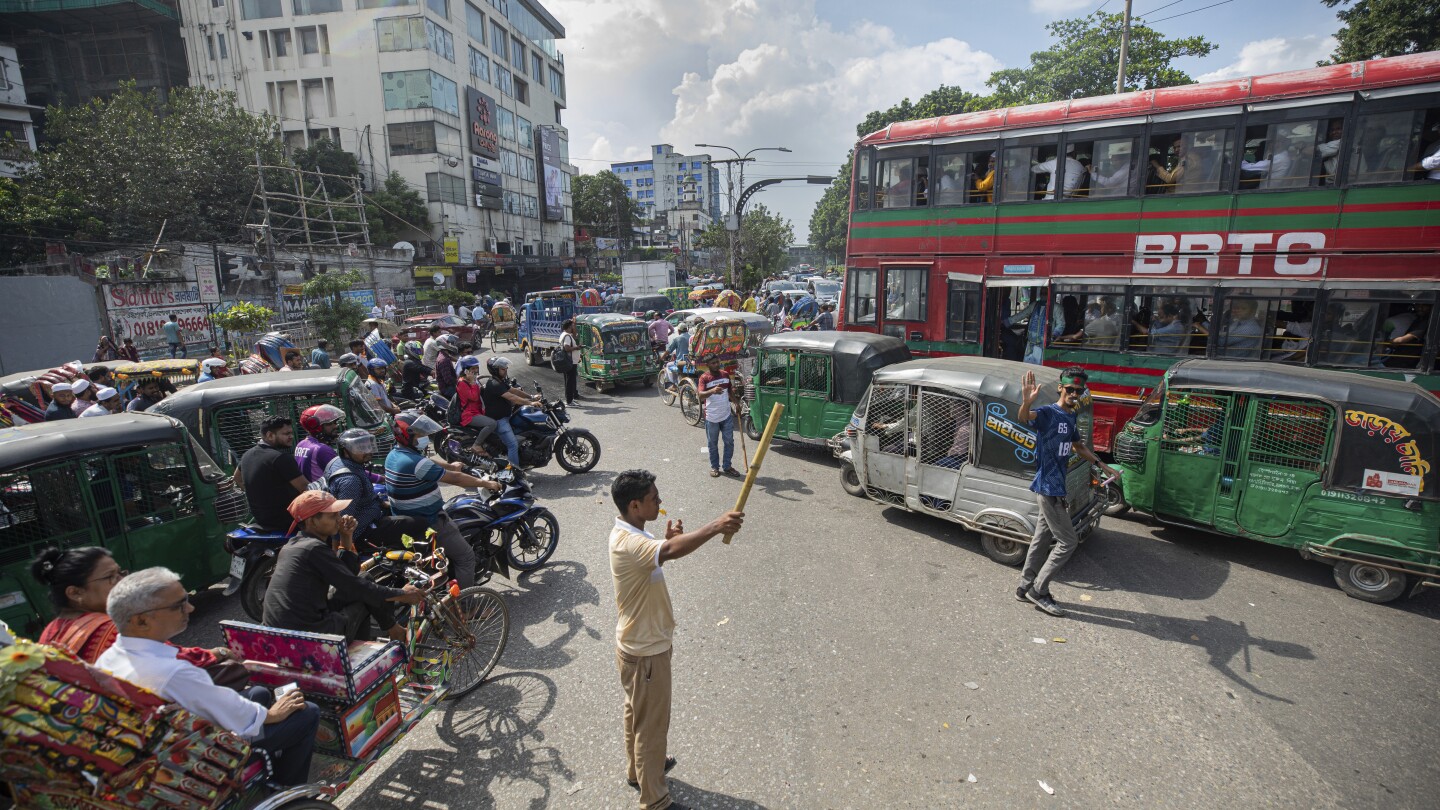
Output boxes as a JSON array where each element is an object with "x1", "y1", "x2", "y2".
[
  {"x1": 443, "y1": 466, "x2": 560, "y2": 581},
  {"x1": 427, "y1": 385, "x2": 601, "y2": 474}
]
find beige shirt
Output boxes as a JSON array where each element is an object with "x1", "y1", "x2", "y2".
[{"x1": 610, "y1": 518, "x2": 674, "y2": 657}]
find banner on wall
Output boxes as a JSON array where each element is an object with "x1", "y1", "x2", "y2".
[{"x1": 104, "y1": 282, "x2": 210, "y2": 354}]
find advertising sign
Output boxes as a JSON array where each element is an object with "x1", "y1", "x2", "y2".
[
  {"x1": 465, "y1": 87, "x2": 500, "y2": 161},
  {"x1": 104, "y1": 282, "x2": 210, "y2": 355},
  {"x1": 537, "y1": 127, "x2": 564, "y2": 222},
  {"x1": 472, "y1": 166, "x2": 503, "y2": 186},
  {"x1": 444, "y1": 238, "x2": 460, "y2": 264},
  {"x1": 196, "y1": 266, "x2": 221, "y2": 304}
]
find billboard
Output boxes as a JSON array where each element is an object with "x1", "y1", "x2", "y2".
[
  {"x1": 104, "y1": 282, "x2": 209, "y2": 355},
  {"x1": 537, "y1": 126, "x2": 564, "y2": 222},
  {"x1": 466, "y1": 86, "x2": 500, "y2": 160}
]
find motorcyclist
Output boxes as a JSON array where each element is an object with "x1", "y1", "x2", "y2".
[
  {"x1": 294, "y1": 404, "x2": 346, "y2": 483},
  {"x1": 481, "y1": 356, "x2": 542, "y2": 469},
  {"x1": 383, "y1": 411, "x2": 500, "y2": 589},
  {"x1": 434, "y1": 334, "x2": 461, "y2": 400},
  {"x1": 399, "y1": 341, "x2": 432, "y2": 401},
  {"x1": 325, "y1": 428, "x2": 428, "y2": 552},
  {"x1": 365, "y1": 359, "x2": 401, "y2": 416},
  {"x1": 662, "y1": 323, "x2": 691, "y2": 393}
]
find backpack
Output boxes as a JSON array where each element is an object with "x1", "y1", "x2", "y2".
[{"x1": 445, "y1": 391, "x2": 463, "y2": 427}]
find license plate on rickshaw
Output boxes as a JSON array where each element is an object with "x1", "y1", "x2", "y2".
[{"x1": 228, "y1": 555, "x2": 246, "y2": 579}]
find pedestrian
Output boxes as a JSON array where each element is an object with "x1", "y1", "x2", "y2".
[
  {"x1": 70, "y1": 378, "x2": 95, "y2": 415},
  {"x1": 370, "y1": 303, "x2": 383, "y2": 320},
  {"x1": 1015, "y1": 368, "x2": 1119, "y2": 617},
  {"x1": 310, "y1": 339, "x2": 331, "y2": 369},
  {"x1": 383, "y1": 302, "x2": 397, "y2": 321},
  {"x1": 44, "y1": 383, "x2": 77, "y2": 421},
  {"x1": 92, "y1": 336, "x2": 118, "y2": 362},
  {"x1": 813, "y1": 303, "x2": 835, "y2": 331},
  {"x1": 117, "y1": 337, "x2": 140, "y2": 363},
  {"x1": 608, "y1": 469, "x2": 743, "y2": 810},
  {"x1": 162, "y1": 314, "x2": 185, "y2": 358},
  {"x1": 697, "y1": 358, "x2": 740, "y2": 477},
  {"x1": 559, "y1": 318, "x2": 581, "y2": 405},
  {"x1": 422, "y1": 325, "x2": 442, "y2": 368}
]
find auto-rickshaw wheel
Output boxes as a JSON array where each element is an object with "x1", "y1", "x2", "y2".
[
  {"x1": 980, "y1": 534, "x2": 1027, "y2": 566},
  {"x1": 742, "y1": 413, "x2": 761, "y2": 441},
  {"x1": 641, "y1": 375, "x2": 655, "y2": 387},
  {"x1": 679, "y1": 382, "x2": 703, "y2": 426},
  {"x1": 839, "y1": 461, "x2": 865, "y2": 498},
  {"x1": 1332, "y1": 560, "x2": 1407, "y2": 603},
  {"x1": 240, "y1": 556, "x2": 276, "y2": 622},
  {"x1": 272, "y1": 800, "x2": 333, "y2": 808},
  {"x1": 1102, "y1": 480, "x2": 1130, "y2": 517}
]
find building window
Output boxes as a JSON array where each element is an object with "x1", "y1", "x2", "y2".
[
  {"x1": 426, "y1": 0, "x2": 449, "y2": 19},
  {"x1": 510, "y1": 36, "x2": 523, "y2": 67},
  {"x1": 520, "y1": 155, "x2": 535, "y2": 181},
  {"x1": 517, "y1": 116, "x2": 531, "y2": 148},
  {"x1": 531, "y1": 52, "x2": 542, "y2": 81},
  {"x1": 217, "y1": 33, "x2": 229, "y2": 59},
  {"x1": 548, "y1": 66, "x2": 564, "y2": 99},
  {"x1": 292, "y1": 0, "x2": 341, "y2": 13},
  {"x1": 358, "y1": 0, "x2": 416, "y2": 7},
  {"x1": 624, "y1": 179, "x2": 631, "y2": 187},
  {"x1": 381, "y1": 69, "x2": 459, "y2": 115},
  {"x1": 425, "y1": 19, "x2": 455, "y2": 61},
  {"x1": 388, "y1": 121, "x2": 460, "y2": 156},
  {"x1": 465, "y1": 2, "x2": 486, "y2": 44},
  {"x1": 426, "y1": 172, "x2": 466, "y2": 204},
  {"x1": 272, "y1": 29, "x2": 292, "y2": 57},
  {"x1": 496, "y1": 106, "x2": 515, "y2": 140},
  {"x1": 514, "y1": 78, "x2": 528, "y2": 105},
  {"x1": 495, "y1": 65, "x2": 513, "y2": 97},
  {"x1": 468, "y1": 47, "x2": 490, "y2": 82},
  {"x1": 490, "y1": 20, "x2": 506, "y2": 56},
  {"x1": 297, "y1": 27, "x2": 320, "y2": 55},
  {"x1": 206, "y1": 34, "x2": 216, "y2": 60},
  {"x1": 503, "y1": 190, "x2": 519, "y2": 213},
  {"x1": 377, "y1": 17, "x2": 423, "y2": 51},
  {"x1": 241, "y1": 0, "x2": 283, "y2": 19},
  {"x1": 501, "y1": 149, "x2": 518, "y2": 176}
]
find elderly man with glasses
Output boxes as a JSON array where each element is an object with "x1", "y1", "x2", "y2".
[{"x1": 96, "y1": 568, "x2": 320, "y2": 785}]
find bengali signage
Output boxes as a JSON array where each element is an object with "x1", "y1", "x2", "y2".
[
  {"x1": 103, "y1": 282, "x2": 209, "y2": 354},
  {"x1": 466, "y1": 87, "x2": 500, "y2": 161},
  {"x1": 537, "y1": 126, "x2": 564, "y2": 222},
  {"x1": 444, "y1": 238, "x2": 460, "y2": 264},
  {"x1": 196, "y1": 267, "x2": 221, "y2": 305}
]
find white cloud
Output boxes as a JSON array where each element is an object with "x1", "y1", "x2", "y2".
[
  {"x1": 1028, "y1": 0, "x2": 1094, "y2": 14},
  {"x1": 548, "y1": 0, "x2": 1001, "y2": 237},
  {"x1": 1197, "y1": 35, "x2": 1338, "y2": 82}
]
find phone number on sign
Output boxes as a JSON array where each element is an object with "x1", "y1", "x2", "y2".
[{"x1": 125, "y1": 315, "x2": 211, "y2": 338}]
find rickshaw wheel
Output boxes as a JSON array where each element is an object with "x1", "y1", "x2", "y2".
[
  {"x1": 1332, "y1": 561, "x2": 1407, "y2": 603},
  {"x1": 239, "y1": 557, "x2": 276, "y2": 621},
  {"x1": 980, "y1": 534, "x2": 1027, "y2": 566},
  {"x1": 658, "y1": 375, "x2": 677, "y2": 406},
  {"x1": 271, "y1": 800, "x2": 332, "y2": 808},
  {"x1": 839, "y1": 462, "x2": 865, "y2": 497},
  {"x1": 678, "y1": 382, "x2": 703, "y2": 426}
]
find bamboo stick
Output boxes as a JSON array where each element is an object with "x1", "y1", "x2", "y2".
[{"x1": 723, "y1": 401, "x2": 784, "y2": 544}]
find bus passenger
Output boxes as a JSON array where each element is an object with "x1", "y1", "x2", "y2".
[
  {"x1": 973, "y1": 153, "x2": 997, "y2": 203},
  {"x1": 1242, "y1": 137, "x2": 1295, "y2": 190},
  {"x1": 1083, "y1": 299, "x2": 1121, "y2": 350},
  {"x1": 1384, "y1": 302, "x2": 1431, "y2": 368},
  {"x1": 1316, "y1": 120, "x2": 1344, "y2": 185},
  {"x1": 1215, "y1": 298, "x2": 1264, "y2": 359},
  {"x1": 1089, "y1": 152, "x2": 1131, "y2": 197},
  {"x1": 1418, "y1": 124, "x2": 1440, "y2": 181},
  {"x1": 1031, "y1": 144, "x2": 1087, "y2": 199}
]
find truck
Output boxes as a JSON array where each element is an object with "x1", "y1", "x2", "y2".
[
  {"x1": 518, "y1": 296, "x2": 574, "y2": 366},
  {"x1": 621, "y1": 260, "x2": 675, "y2": 296}
]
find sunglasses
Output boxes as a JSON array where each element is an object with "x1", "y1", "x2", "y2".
[{"x1": 1062, "y1": 386, "x2": 1088, "y2": 396}]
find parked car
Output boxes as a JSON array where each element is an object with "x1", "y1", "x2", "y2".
[{"x1": 399, "y1": 313, "x2": 478, "y2": 344}]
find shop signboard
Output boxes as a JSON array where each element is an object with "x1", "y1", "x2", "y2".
[
  {"x1": 537, "y1": 127, "x2": 564, "y2": 222},
  {"x1": 466, "y1": 87, "x2": 500, "y2": 161},
  {"x1": 104, "y1": 281, "x2": 210, "y2": 355}
]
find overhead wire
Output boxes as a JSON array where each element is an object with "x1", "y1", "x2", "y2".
[{"x1": 1146, "y1": 0, "x2": 1234, "y2": 24}]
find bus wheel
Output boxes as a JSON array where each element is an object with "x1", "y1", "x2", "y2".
[
  {"x1": 1332, "y1": 561, "x2": 1407, "y2": 603},
  {"x1": 839, "y1": 461, "x2": 864, "y2": 498}
]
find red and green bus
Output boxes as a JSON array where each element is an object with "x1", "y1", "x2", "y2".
[{"x1": 840, "y1": 52, "x2": 1440, "y2": 452}]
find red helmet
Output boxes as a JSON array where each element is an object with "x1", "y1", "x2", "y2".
[{"x1": 299, "y1": 404, "x2": 345, "y2": 436}]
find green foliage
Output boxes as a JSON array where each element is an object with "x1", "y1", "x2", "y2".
[
  {"x1": 699, "y1": 203, "x2": 793, "y2": 288},
  {"x1": 20, "y1": 82, "x2": 287, "y2": 246},
  {"x1": 808, "y1": 158, "x2": 853, "y2": 263},
  {"x1": 365, "y1": 171, "x2": 430, "y2": 245},
  {"x1": 0, "y1": 177, "x2": 104, "y2": 264},
  {"x1": 291, "y1": 139, "x2": 361, "y2": 187},
  {"x1": 856, "y1": 86, "x2": 990, "y2": 138},
  {"x1": 573, "y1": 171, "x2": 644, "y2": 247},
  {"x1": 983, "y1": 12, "x2": 1216, "y2": 106},
  {"x1": 430, "y1": 289, "x2": 477, "y2": 307},
  {"x1": 303, "y1": 269, "x2": 368, "y2": 345},
  {"x1": 1322, "y1": 0, "x2": 1440, "y2": 63},
  {"x1": 211, "y1": 301, "x2": 276, "y2": 334}
]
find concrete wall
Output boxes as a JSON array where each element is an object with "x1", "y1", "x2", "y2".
[{"x1": 0, "y1": 276, "x2": 102, "y2": 375}]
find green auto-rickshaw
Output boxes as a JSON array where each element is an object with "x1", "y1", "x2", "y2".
[
  {"x1": 576, "y1": 312, "x2": 658, "y2": 391},
  {"x1": 1112, "y1": 359, "x2": 1439, "y2": 603},
  {"x1": 748, "y1": 331, "x2": 912, "y2": 446},
  {"x1": 149, "y1": 368, "x2": 393, "y2": 475},
  {"x1": 0, "y1": 413, "x2": 247, "y2": 633}
]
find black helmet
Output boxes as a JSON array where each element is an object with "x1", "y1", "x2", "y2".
[{"x1": 486, "y1": 355, "x2": 512, "y2": 376}]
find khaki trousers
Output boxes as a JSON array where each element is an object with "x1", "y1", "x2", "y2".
[{"x1": 617, "y1": 646, "x2": 673, "y2": 810}]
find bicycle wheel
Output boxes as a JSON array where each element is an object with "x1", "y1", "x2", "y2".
[
  {"x1": 658, "y1": 373, "x2": 677, "y2": 406},
  {"x1": 440, "y1": 587, "x2": 510, "y2": 698},
  {"x1": 678, "y1": 381, "x2": 703, "y2": 426}
]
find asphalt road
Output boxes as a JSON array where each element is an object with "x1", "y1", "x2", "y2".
[{"x1": 177, "y1": 349, "x2": 1440, "y2": 809}]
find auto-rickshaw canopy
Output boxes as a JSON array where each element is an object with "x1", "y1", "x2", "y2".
[
  {"x1": 1165, "y1": 359, "x2": 1440, "y2": 500},
  {"x1": 0, "y1": 413, "x2": 191, "y2": 469},
  {"x1": 759, "y1": 332, "x2": 912, "y2": 404}
]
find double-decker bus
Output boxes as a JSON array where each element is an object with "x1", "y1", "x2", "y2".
[{"x1": 840, "y1": 52, "x2": 1440, "y2": 451}]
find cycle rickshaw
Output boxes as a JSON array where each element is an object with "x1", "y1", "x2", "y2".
[
  {"x1": 661, "y1": 311, "x2": 772, "y2": 427},
  {"x1": 490, "y1": 301, "x2": 519, "y2": 351}
]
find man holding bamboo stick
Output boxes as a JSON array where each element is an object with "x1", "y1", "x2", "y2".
[{"x1": 609, "y1": 469, "x2": 744, "y2": 810}]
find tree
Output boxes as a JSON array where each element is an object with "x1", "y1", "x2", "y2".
[
  {"x1": 808, "y1": 158, "x2": 852, "y2": 264},
  {"x1": 20, "y1": 82, "x2": 287, "y2": 245},
  {"x1": 211, "y1": 301, "x2": 276, "y2": 356},
  {"x1": 365, "y1": 171, "x2": 430, "y2": 246},
  {"x1": 982, "y1": 11, "x2": 1216, "y2": 107},
  {"x1": 303, "y1": 270, "x2": 369, "y2": 346},
  {"x1": 856, "y1": 85, "x2": 990, "y2": 138},
  {"x1": 1322, "y1": 0, "x2": 1440, "y2": 63},
  {"x1": 700, "y1": 203, "x2": 793, "y2": 288},
  {"x1": 572, "y1": 170, "x2": 644, "y2": 246}
]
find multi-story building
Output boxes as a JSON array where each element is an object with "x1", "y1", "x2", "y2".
[
  {"x1": 175, "y1": 0, "x2": 577, "y2": 294},
  {"x1": 611, "y1": 144, "x2": 722, "y2": 225},
  {"x1": 0, "y1": 0, "x2": 188, "y2": 115},
  {"x1": 0, "y1": 42, "x2": 38, "y2": 179}
]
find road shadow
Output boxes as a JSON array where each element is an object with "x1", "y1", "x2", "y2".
[
  {"x1": 752, "y1": 475, "x2": 815, "y2": 502},
  {"x1": 669, "y1": 779, "x2": 770, "y2": 809},
  {"x1": 527, "y1": 470, "x2": 613, "y2": 499},
  {"x1": 1063, "y1": 603, "x2": 1315, "y2": 703},
  {"x1": 502, "y1": 560, "x2": 604, "y2": 670},
  {"x1": 341, "y1": 672, "x2": 571, "y2": 809}
]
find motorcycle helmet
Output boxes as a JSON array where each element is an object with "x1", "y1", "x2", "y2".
[
  {"x1": 366, "y1": 358, "x2": 389, "y2": 373},
  {"x1": 438, "y1": 334, "x2": 461, "y2": 354},
  {"x1": 458, "y1": 355, "x2": 482, "y2": 372},
  {"x1": 336, "y1": 428, "x2": 377, "y2": 458},
  {"x1": 393, "y1": 410, "x2": 443, "y2": 446},
  {"x1": 486, "y1": 355, "x2": 512, "y2": 377},
  {"x1": 403, "y1": 340, "x2": 424, "y2": 360},
  {"x1": 645, "y1": 310, "x2": 657, "y2": 320},
  {"x1": 299, "y1": 404, "x2": 346, "y2": 436},
  {"x1": 336, "y1": 352, "x2": 360, "y2": 368}
]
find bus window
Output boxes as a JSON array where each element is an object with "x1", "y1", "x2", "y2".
[
  {"x1": 1071, "y1": 136, "x2": 1137, "y2": 198},
  {"x1": 1067, "y1": 289, "x2": 1126, "y2": 351},
  {"x1": 877, "y1": 157, "x2": 927, "y2": 208},
  {"x1": 1147, "y1": 127, "x2": 1234, "y2": 194},
  {"x1": 846, "y1": 268, "x2": 878, "y2": 325},
  {"x1": 934, "y1": 153, "x2": 968, "y2": 205},
  {"x1": 1347, "y1": 102, "x2": 1440, "y2": 185},
  {"x1": 945, "y1": 281, "x2": 980, "y2": 342},
  {"x1": 1319, "y1": 294, "x2": 1434, "y2": 369},
  {"x1": 883, "y1": 266, "x2": 928, "y2": 322},
  {"x1": 1240, "y1": 120, "x2": 1321, "y2": 191},
  {"x1": 934, "y1": 149, "x2": 995, "y2": 206},
  {"x1": 1126, "y1": 289, "x2": 1210, "y2": 356},
  {"x1": 1206, "y1": 289, "x2": 1316, "y2": 362},
  {"x1": 1000, "y1": 140, "x2": 1061, "y2": 202},
  {"x1": 855, "y1": 150, "x2": 872, "y2": 210}
]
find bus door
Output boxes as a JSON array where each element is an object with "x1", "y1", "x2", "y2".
[
  {"x1": 911, "y1": 389, "x2": 976, "y2": 515},
  {"x1": 983, "y1": 280, "x2": 1048, "y2": 361},
  {"x1": 1153, "y1": 390, "x2": 1236, "y2": 527},
  {"x1": 1233, "y1": 397, "x2": 1334, "y2": 538}
]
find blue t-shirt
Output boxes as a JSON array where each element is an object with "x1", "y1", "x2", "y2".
[
  {"x1": 162, "y1": 321, "x2": 181, "y2": 344},
  {"x1": 1028, "y1": 403, "x2": 1077, "y2": 497},
  {"x1": 383, "y1": 446, "x2": 445, "y2": 521}
]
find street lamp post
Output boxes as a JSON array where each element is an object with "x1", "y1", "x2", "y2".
[{"x1": 696, "y1": 143, "x2": 791, "y2": 288}]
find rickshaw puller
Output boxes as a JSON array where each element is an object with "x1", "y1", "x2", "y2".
[{"x1": 1016, "y1": 368, "x2": 1119, "y2": 617}]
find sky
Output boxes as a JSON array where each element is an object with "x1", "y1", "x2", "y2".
[{"x1": 544, "y1": 0, "x2": 1347, "y2": 242}]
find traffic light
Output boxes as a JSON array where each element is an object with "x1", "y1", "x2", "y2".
[{"x1": 218, "y1": 251, "x2": 240, "y2": 284}]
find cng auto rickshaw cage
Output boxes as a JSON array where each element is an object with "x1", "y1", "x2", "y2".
[{"x1": 750, "y1": 331, "x2": 912, "y2": 447}]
